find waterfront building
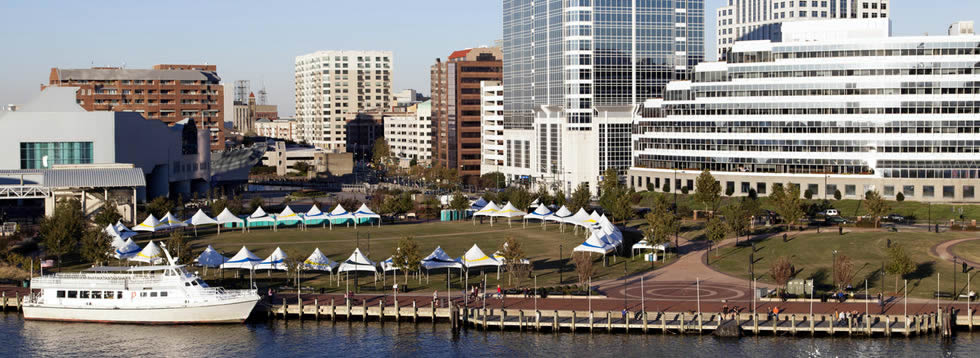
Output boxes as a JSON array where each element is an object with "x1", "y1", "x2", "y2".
[
  {"x1": 384, "y1": 100, "x2": 433, "y2": 167},
  {"x1": 45, "y1": 64, "x2": 226, "y2": 150},
  {"x1": 255, "y1": 117, "x2": 297, "y2": 142},
  {"x1": 716, "y1": 0, "x2": 889, "y2": 60},
  {"x1": 502, "y1": 0, "x2": 704, "y2": 193},
  {"x1": 294, "y1": 50, "x2": 393, "y2": 152},
  {"x1": 629, "y1": 19, "x2": 980, "y2": 203},
  {"x1": 431, "y1": 47, "x2": 503, "y2": 186}
]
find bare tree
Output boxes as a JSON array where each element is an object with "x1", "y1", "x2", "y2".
[
  {"x1": 571, "y1": 252, "x2": 595, "y2": 288},
  {"x1": 833, "y1": 254, "x2": 855, "y2": 291},
  {"x1": 768, "y1": 256, "x2": 795, "y2": 294},
  {"x1": 499, "y1": 236, "x2": 530, "y2": 286}
]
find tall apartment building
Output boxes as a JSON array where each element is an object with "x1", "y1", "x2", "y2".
[
  {"x1": 294, "y1": 50, "x2": 393, "y2": 152},
  {"x1": 384, "y1": 100, "x2": 433, "y2": 167},
  {"x1": 716, "y1": 0, "x2": 889, "y2": 60},
  {"x1": 430, "y1": 47, "x2": 503, "y2": 185},
  {"x1": 46, "y1": 64, "x2": 226, "y2": 150},
  {"x1": 630, "y1": 19, "x2": 980, "y2": 203},
  {"x1": 501, "y1": 0, "x2": 704, "y2": 193},
  {"x1": 480, "y1": 81, "x2": 505, "y2": 174}
]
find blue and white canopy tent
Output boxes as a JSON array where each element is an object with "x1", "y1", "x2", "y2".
[
  {"x1": 133, "y1": 214, "x2": 165, "y2": 233},
  {"x1": 195, "y1": 245, "x2": 228, "y2": 268},
  {"x1": 247, "y1": 206, "x2": 276, "y2": 230},
  {"x1": 353, "y1": 203, "x2": 382, "y2": 227},
  {"x1": 275, "y1": 205, "x2": 302, "y2": 229},
  {"x1": 215, "y1": 208, "x2": 245, "y2": 234},
  {"x1": 546, "y1": 205, "x2": 574, "y2": 232},
  {"x1": 303, "y1": 204, "x2": 328, "y2": 228},
  {"x1": 113, "y1": 238, "x2": 141, "y2": 260},
  {"x1": 381, "y1": 256, "x2": 399, "y2": 272},
  {"x1": 160, "y1": 212, "x2": 187, "y2": 231},
  {"x1": 337, "y1": 248, "x2": 378, "y2": 287},
  {"x1": 220, "y1": 246, "x2": 263, "y2": 270},
  {"x1": 301, "y1": 248, "x2": 337, "y2": 272},
  {"x1": 420, "y1": 246, "x2": 463, "y2": 285},
  {"x1": 327, "y1": 204, "x2": 355, "y2": 230},
  {"x1": 573, "y1": 231, "x2": 615, "y2": 256},
  {"x1": 187, "y1": 209, "x2": 218, "y2": 236},
  {"x1": 523, "y1": 204, "x2": 553, "y2": 229},
  {"x1": 114, "y1": 220, "x2": 137, "y2": 238},
  {"x1": 129, "y1": 240, "x2": 164, "y2": 264},
  {"x1": 255, "y1": 247, "x2": 288, "y2": 272}
]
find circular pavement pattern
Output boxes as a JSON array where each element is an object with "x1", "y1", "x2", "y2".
[{"x1": 610, "y1": 281, "x2": 749, "y2": 301}]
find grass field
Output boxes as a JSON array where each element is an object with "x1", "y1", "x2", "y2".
[
  {"x1": 950, "y1": 239, "x2": 980, "y2": 265},
  {"x1": 708, "y1": 231, "x2": 977, "y2": 299},
  {"x1": 147, "y1": 220, "x2": 667, "y2": 294}
]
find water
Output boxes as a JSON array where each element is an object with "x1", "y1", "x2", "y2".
[{"x1": 1, "y1": 313, "x2": 977, "y2": 357}]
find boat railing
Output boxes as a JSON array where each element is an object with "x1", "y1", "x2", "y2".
[
  {"x1": 187, "y1": 287, "x2": 256, "y2": 301},
  {"x1": 24, "y1": 291, "x2": 43, "y2": 304}
]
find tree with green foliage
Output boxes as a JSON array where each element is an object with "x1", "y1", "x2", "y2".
[
  {"x1": 769, "y1": 183, "x2": 804, "y2": 230},
  {"x1": 896, "y1": 192, "x2": 905, "y2": 202},
  {"x1": 480, "y1": 172, "x2": 506, "y2": 189},
  {"x1": 884, "y1": 244, "x2": 916, "y2": 292},
  {"x1": 864, "y1": 190, "x2": 890, "y2": 229},
  {"x1": 40, "y1": 198, "x2": 85, "y2": 269},
  {"x1": 694, "y1": 169, "x2": 721, "y2": 215},
  {"x1": 610, "y1": 188, "x2": 636, "y2": 223},
  {"x1": 419, "y1": 195, "x2": 441, "y2": 219},
  {"x1": 210, "y1": 198, "x2": 228, "y2": 217},
  {"x1": 769, "y1": 256, "x2": 795, "y2": 294},
  {"x1": 371, "y1": 137, "x2": 393, "y2": 170},
  {"x1": 391, "y1": 236, "x2": 422, "y2": 285},
  {"x1": 680, "y1": 186, "x2": 690, "y2": 195},
  {"x1": 449, "y1": 191, "x2": 470, "y2": 219},
  {"x1": 568, "y1": 182, "x2": 591, "y2": 212},
  {"x1": 499, "y1": 236, "x2": 530, "y2": 286},
  {"x1": 506, "y1": 186, "x2": 533, "y2": 211},
  {"x1": 599, "y1": 169, "x2": 625, "y2": 217},
  {"x1": 535, "y1": 186, "x2": 552, "y2": 207},
  {"x1": 248, "y1": 196, "x2": 265, "y2": 214},
  {"x1": 834, "y1": 189, "x2": 842, "y2": 201},
  {"x1": 803, "y1": 189, "x2": 814, "y2": 200},
  {"x1": 165, "y1": 229, "x2": 192, "y2": 265},
  {"x1": 79, "y1": 226, "x2": 111, "y2": 266},
  {"x1": 704, "y1": 216, "x2": 727, "y2": 263},
  {"x1": 722, "y1": 197, "x2": 757, "y2": 246},
  {"x1": 93, "y1": 201, "x2": 123, "y2": 228},
  {"x1": 554, "y1": 187, "x2": 567, "y2": 207},
  {"x1": 662, "y1": 180, "x2": 671, "y2": 194},
  {"x1": 644, "y1": 194, "x2": 679, "y2": 258},
  {"x1": 145, "y1": 196, "x2": 173, "y2": 219}
]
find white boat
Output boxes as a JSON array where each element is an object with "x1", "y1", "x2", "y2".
[{"x1": 23, "y1": 244, "x2": 260, "y2": 324}]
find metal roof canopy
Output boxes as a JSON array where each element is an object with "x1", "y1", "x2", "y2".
[{"x1": 42, "y1": 167, "x2": 146, "y2": 189}]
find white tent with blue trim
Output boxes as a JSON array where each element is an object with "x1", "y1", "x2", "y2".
[
  {"x1": 195, "y1": 245, "x2": 228, "y2": 268},
  {"x1": 337, "y1": 248, "x2": 377, "y2": 273},
  {"x1": 161, "y1": 212, "x2": 186, "y2": 230},
  {"x1": 220, "y1": 246, "x2": 262, "y2": 269},
  {"x1": 353, "y1": 203, "x2": 381, "y2": 227},
  {"x1": 327, "y1": 204, "x2": 355, "y2": 229},
  {"x1": 215, "y1": 208, "x2": 245, "y2": 234},
  {"x1": 129, "y1": 240, "x2": 164, "y2": 264},
  {"x1": 133, "y1": 214, "x2": 165, "y2": 232},
  {"x1": 301, "y1": 248, "x2": 337, "y2": 272},
  {"x1": 113, "y1": 238, "x2": 141, "y2": 259},
  {"x1": 255, "y1": 247, "x2": 288, "y2": 271},
  {"x1": 573, "y1": 231, "x2": 615, "y2": 255},
  {"x1": 303, "y1": 204, "x2": 327, "y2": 226}
]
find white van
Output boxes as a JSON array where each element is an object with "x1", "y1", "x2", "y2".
[{"x1": 823, "y1": 209, "x2": 839, "y2": 217}]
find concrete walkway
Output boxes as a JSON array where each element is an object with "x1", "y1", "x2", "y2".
[{"x1": 932, "y1": 237, "x2": 980, "y2": 268}]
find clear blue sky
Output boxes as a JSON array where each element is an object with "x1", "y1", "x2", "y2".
[{"x1": 0, "y1": 0, "x2": 976, "y2": 117}]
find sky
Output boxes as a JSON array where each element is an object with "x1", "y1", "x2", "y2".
[{"x1": 0, "y1": 0, "x2": 978, "y2": 117}]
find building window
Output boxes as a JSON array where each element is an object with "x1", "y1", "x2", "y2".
[
  {"x1": 964, "y1": 186, "x2": 975, "y2": 199},
  {"x1": 726, "y1": 181, "x2": 735, "y2": 195},
  {"x1": 845, "y1": 185, "x2": 856, "y2": 197},
  {"x1": 741, "y1": 182, "x2": 751, "y2": 193},
  {"x1": 923, "y1": 186, "x2": 935, "y2": 198},
  {"x1": 826, "y1": 184, "x2": 837, "y2": 197},
  {"x1": 807, "y1": 184, "x2": 819, "y2": 197},
  {"x1": 903, "y1": 186, "x2": 915, "y2": 197},
  {"x1": 883, "y1": 186, "x2": 895, "y2": 196},
  {"x1": 943, "y1": 186, "x2": 955, "y2": 199},
  {"x1": 20, "y1": 142, "x2": 94, "y2": 169},
  {"x1": 757, "y1": 182, "x2": 767, "y2": 194}
]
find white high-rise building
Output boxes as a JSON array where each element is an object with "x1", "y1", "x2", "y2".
[
  {"x1": 631, "y1": 19, "x2": 980, "y2": 203},
  {"x1": 716, "y1": 0, "x2": 889, "y2": 60},
  {"x1": 294, "y1": 50, "x2": 392, "y2": 151},
  {"x1": 383, "y1": 100, "x2": 433, "y2": 167},
  {"x1": 480, "y1": 81, "x2": 505, "y2": 174}
]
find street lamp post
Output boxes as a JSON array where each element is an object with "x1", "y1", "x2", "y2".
[
  {"x1": 832, "y1": 250, "x2": 838, "y2": 291},
  {"x1": 559, "y1": 244, "x2": 563, "y2": 285},
  {"x1": 953, "y1": 257, "x2": 957, "y2": 301}
]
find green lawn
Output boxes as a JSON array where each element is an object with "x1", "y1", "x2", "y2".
[
  {"x1": 138, "y1": 220, "x2": 666, "y2": 293},
  {"x1": 708, "y1": 231, "x2": 977, "y2": 299},
  {"x1": 950, "y1": 239, "x2": 980, "y2": 265}
]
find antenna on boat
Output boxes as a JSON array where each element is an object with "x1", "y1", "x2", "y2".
[{"x1": 160, "y1": 242, "x2": 177, "y2": 267}]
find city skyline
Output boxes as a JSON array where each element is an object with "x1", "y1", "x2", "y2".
[{"x1": 0, "y1": 0, "x2": 978, "y2": 117}]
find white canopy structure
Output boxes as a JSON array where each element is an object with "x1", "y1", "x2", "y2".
[
  {"x1": 133, "y1": 214, "x2": 165, "y2": 232},
  {"x1": 353, "y1": 203, "x2": 382, "y2": 227},
  {"x1": 130, "y1": 241, "x2": 164, "y2": 264},
  {"x1": 160, "y1": 212, "x2": 186, "y2": 230},
  {"x1": 215, "y1": 208, "x2": 245, "y2": 234},
  {"x1": 564, "y1": 208, "x2": 598, "y2": 229},
  {"x1": 573, "y1": 231, "x2": 615, "y2": 255},
  {"x1": 381, "y1": 257, "x2": 399, "y2": 272},
  {"x1": 546, "y1": 206, "x2": 573, "y2": 223},
  {"x1": 105, "y1": 224, "x2": 127, "y2": 248},
  {"x1": 301, "y1": 248, "x2": 337, "y2": 272},
  {"x1": 255, "y1": 247, "x2": 288, "y2": 271},
  {"x1": 247, "y1": 206, "x2": 275, "y2": 229},
  {"x1": 328, "y1": 204, "x2": 355, "y2": 229},
  {"x1": 492, "y1": 243, "x2": 531, "y2": 265},
  {"x1": 492, "y1": 202, "x2": 527, "y2": 227},
  {"x1": 337, "y1": 248, "x2": 377, "y2": 273},
  {"x1": 631, "y1": 240, "x2": 671, "y2": 257},
  {"x1": 460, "y1": 244, "x2": 502, "y2": 268},
  {"x1": 523, "y1": 205, "x2": 553, "y2": 220},
  {"x1": 421, "y1": 246, "x2": 463, "y2": 270},
  {"x1": 195, "y1": 245, "x2": 228, "y2": 268},
  {"x1": 303, "y1": 204, "x2": 327, "y2": 226},
  {"x1": 276, "y1": 206, "x2": 302, "y2": 227},
  {"x1": 187, "y1": 209, "x2": 218, "y2": 236},
  {"x1": 220, "y1": 246, "x2": 263, "y2": 269},
  {"x1": 113, "y1": 238, "x2": 141, "y2": 259},
  {"x1": 105, "y1": 223, "x2": 137, "y2": 240},
  {"x1": 114, "y1": 220, "x2": 135, "y2": 236},
  {"x1": 472, "y1": 201, "x2": 501, "y2": 226}
]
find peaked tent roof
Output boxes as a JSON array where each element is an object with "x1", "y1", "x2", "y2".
[
  {"x1": 129, "y1": 241, "x2": 164, "y2": 264},
  {"x1": 195, "y1": 245, "x2": 228, "y2": 267},
  {"x1": 573, "y1": 231, "x2": 615, "y2": 254},
  {"x1": 564, "y1": 208, "x2": 598, "y2": 228},
  {"x1": 329, "y1": 204, "x2": 355, "y2": 220},
  {"x1": 133, "y1": 214, "x2": 164, "y2": 232},
  {"x1": 470, "y1": 197, "x2": 488, "y2": 210},
  {"x1": 220, "y1": 246, "x2": 263, "y2": 269},
  {"x1": 492, "y1": 202, "x2": 527, "y2": 218},
  {"x1": 524, "y1": 204, "x2": 553, "y2": 220},
  {"x1": 215, "y1": 208, "x2": 245, "y2": 224},
  {"x1": 104, "y1": 224, "x2": 125, "y2": 243},
  {"x1": 115, "y1": 220, "x2": 135, "y2": 234},
  {"x1": 353, "y1": 203, "x2": 381, "y2": 219},
  {"x1": 304, "y1": 204, "x2": 325, "y2": 219},
  {"x1": 190, "y1": 209, "x2": 218, "y2": 226},
  {"x1": 337, "y1": 248, "x2": 377, "y2": 273},
  {"x1": 546, "y1": 206, "x2": 574, "y2": 222},
  {"x1": 460, "y1": 244, "x2": 502, "y2": 268},
  {"x1": 632, "y1": 240, "x2": 670, "y2": 252},
  {"x1": 248, "y1": 206, "x2": 275, "y2": 223},
  {"x1": 492, "y1": 242, "x2": 531, "y2": 265},
  {"x1": 161, "y1": 212, "x2": 186, "y2": 229},
  {"x1": 255, "y1": 247, "x2": 288, "y2": 271},
  {"x1": 276, "y1": 206, "x2": 300, "y2": 223},
  {"x1": 421, "y1": 246, "x2": 463, "y2": 270},
  {"x1": 473, "y1": 201, "x2": 501, "y2": 217},
  {"x1": 381, "y1": 257, "x2": 399, "y2": 272},
  {"x1": 113, "y1": 238, "x2": 141, "y2": 259},
  {"x1": 301, "y1": 248, "x2": 337, "y2": 271}
]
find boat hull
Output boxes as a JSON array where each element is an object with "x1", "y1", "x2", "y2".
[{"x1": 22, "y1": 297, "x2": 260, "y2": 324}]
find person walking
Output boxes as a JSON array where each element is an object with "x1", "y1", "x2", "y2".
[{"x1": 496, "y1": 285, "x2": 502, "y2": 300}]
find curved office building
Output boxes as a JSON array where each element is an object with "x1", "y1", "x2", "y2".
[{"x1": 629, "y1": 19, "x2": 980, "y2": 203}]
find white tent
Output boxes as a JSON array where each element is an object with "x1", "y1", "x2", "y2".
[
  {"x1": 381, "y1": 257, "x2": 399, "y2": 272},
  {"x1": 460, "y1": 244, "x2": 502, "y2": 268},
  {"x1": 220, "y1": 246, "x2": 263, "y2": 269},
  {"x1": 573, "y1": 231, "x2": 615, "y2": 255},
  {"x1": 301, "y1": 248, "x2": 337, "y2": 272},
  {"x1": 546, "y1": 205, "x2": 573, "y2": 223},
  {"x1": 195, "y1": 245, "x2": 228, "y2": 268},
  {"x1": 105, "y1": 224, "x2": 128, "y2": 248},
  {"x1": 327, "y1": 204, "x2": 355, "y2": 229},
  {"x1": 161, "y1": 212, "x2": 186, "y2": 230},
  {"x1": 115, "y1": 220, "x2": 136, "y2": 236},
  {"x1": 353, "y1": 203, "x2": 382, "y2": 227},
  {"x1": 105, "y1": 223, "x2": 136, "y2": 240},
  {"x1": 472, "y1": 201, "x2": 501, "y2": 226},
  {"x1": 247, "y1": 206, "x2": 276, "y2": 229},
  {"x1": 492, "y1": 202, "x2": 527, "y2": 227},
  {"x1": 275, "y1": 206, "x2": 302, "y2": 228},
  {"x1": 631, "y1": 240, "x2": 670, "y2": 257},
  {"x1": 303, "y1": 204, "x2": 327, "y2": 226},
  {"x1": 133, "y1": 214, "x2": 165, "y2": 232},
  {"x1": 523, "y1": 205, "x2": 553, "y2": 220},
  {"x1": 215, "y1": 208, "x2": 245, "y2": 234},
  {"x1": 421, "y1": 246, "x2": 463, "y2": 270},
  {"x1": 254, "y1": 247, "x2": 288, "y2": 271},
  {"x1": 187, "y1": 209, "x2": 218, "y2": 235},
  {"x1": 492, "y1": 242, "x2": 531, "y2": 265},
  {"x1": 129, "y1": 241, "x2": 164, "y2": 264},
  {"x1": 113, "y1": 238, "x2": 141, "y2": 259},
  {"x1": 337, "y1": 248, "x2": 377, "y2": 273},
  {"x1": 564, "y1": 208, "x2": 598, "y2": 228}
]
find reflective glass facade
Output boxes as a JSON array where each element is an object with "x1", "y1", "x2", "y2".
[{"x1": 20, "y1": 142, "x2": 93, "y2": 169}]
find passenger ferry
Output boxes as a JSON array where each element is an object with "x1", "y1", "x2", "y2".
[{"x1": 22, "y1": 244, "x2": 260, "y2": 324}]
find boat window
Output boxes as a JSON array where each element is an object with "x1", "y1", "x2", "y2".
[
  {"x1": 104, "y1": 291, "x2": 115, "y2": 299},
  {"x1": 56, "y1": 290, "x2": 66, "y2": 298},
  {"x1": 116, "y1": 291, "x2": 123, "y2": 299},
  {"x1": 185, "y1": 282, "x2": 191, "y2": 287},
  {"x1": 140, "y1": 292, "x2": 148, "y2": 297},
  {"x1": 191, "y1": 280, "x2": 199, "y2": 286},
  {"x1": 92, "y1": 291, "x2": 102, "y2": 299},
  {"x1": 80, "y1": 291, "x2": 90, "y2": 299},
  {"x1": 150, "y1": 292, "x2": 158, "y2": 298},
  {"x1": 67, "y1": 291, "x2": 77, "y2": 298},
  {"x1": 160, "y1": 291, "x2": 168, "y2": 297}
]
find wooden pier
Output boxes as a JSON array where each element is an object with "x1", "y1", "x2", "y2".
[{"x1": 266, "y1": 299, "x2": 977, "y2": 337}]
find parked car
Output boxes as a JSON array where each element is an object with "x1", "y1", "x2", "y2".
[
  {"x1": 822, "y1": 209, "x2": 840, "y2": 217},
  {"x1": 826, "y1": 216, "x2": 849, "y2": 224},
  {"x1": 884, "y1": 213, "x2": 906, "y2": 223}
]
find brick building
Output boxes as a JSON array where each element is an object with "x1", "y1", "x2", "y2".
[
  {"x1": 430, "y1": 47, "x2": 502, "y2": 186},
  {"x1": 45, "y1": 64, "x2": 226, "y2": 150}
]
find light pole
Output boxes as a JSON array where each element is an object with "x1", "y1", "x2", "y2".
[
  {"x1": 953, "y1": 257, "x2": 957, "y2": 301},
  {"x1": 832, "y1": 249, "x2": 838, "y2": 291},
  {"x1": 559, "y1": 244, "x2": 563, "y2": 285}
]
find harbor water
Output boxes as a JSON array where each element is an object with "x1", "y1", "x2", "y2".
[{"x1": 1, "y1": 313, "x2": 977, "y2": 357}]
